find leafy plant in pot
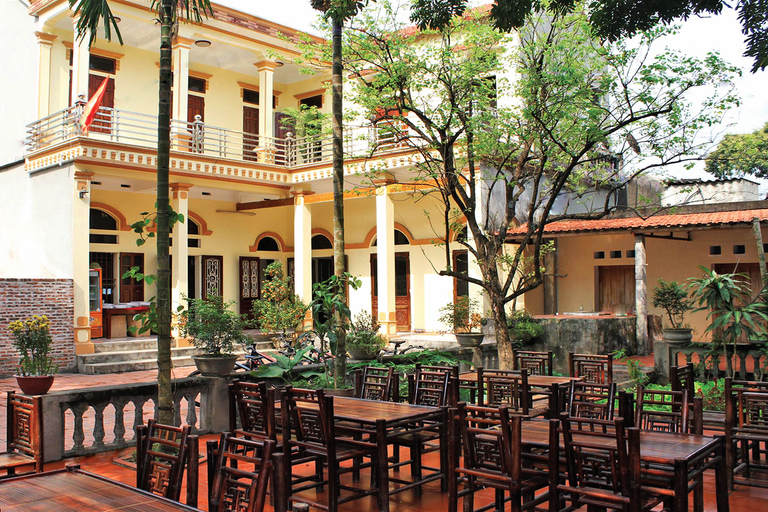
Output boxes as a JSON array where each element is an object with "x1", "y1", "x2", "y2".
[
  {"x1": 8, "y1": 315, "x2": 58, "y2": 394},
  {"x1": 508, "y1": 310, "x2": 544, "y2": 347},
  {"x1": 652, "y1": 278, "x2": 694, "y2": 343},
  {"x1": 439, "y1": 296, "x2": 484, "y2": 347},
  {"x1": 347, "y1": 312, "x2": 387, "y2": 360},
  {"x1": 251, "y1": 261, "x2": 309, "y2": 345},
  {"x1": 179, "y1": 295, "x2": 249, "y2": 376}
]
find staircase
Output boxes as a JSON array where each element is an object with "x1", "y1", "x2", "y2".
[
  {"x1": 613, "y1": 361, "x2": 656, "y2": 389},
  {"x1": 77, "y1": 332, "x2": 276, "y2": 375}
]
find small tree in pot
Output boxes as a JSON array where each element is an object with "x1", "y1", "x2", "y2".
[
  {"x1": 251, "y1": 261, "x2": 309, "y2": 345},
  {"x1": 180, "y1": 296, "x2": 249, "y2": 376},
  {"x1": 439, "y1": 296, "x2": 484, "y2": 347},
  {"x1": 8, "y1": 315, "x2": 58, "y2": 394},
  {"x1": 347, "y1": 312, "x2": 387, "y2": 360},
  {"x1": 652, "y1": 279, "x2": 694, "y2": 343}
]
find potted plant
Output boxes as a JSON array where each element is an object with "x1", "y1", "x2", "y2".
[
  {"x1": 346, "y1": 312, "x2": 387, "y2": 360},
  {"x1": 8, "y1": 315, "x2": 58, "y2": 394},
  {"x1": 652, "y1": 278, "x2": 694, "y2": 344},
  {"x1": 179, "y1": 295, "x2": 249, "y2": 376},
  {"x1": 439, "y1": 296, "x2": 484, "y2": 347},
  {"x1": 251, "y1": 261, "x2": 309, "y2": 346},
  {"x1": 508, "y1": 310, "x2": 544, "y2": 347}
]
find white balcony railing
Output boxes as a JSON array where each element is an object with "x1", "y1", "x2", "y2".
[{"x1": 25, "y1": 105, "x2": 414, "y2": 169}]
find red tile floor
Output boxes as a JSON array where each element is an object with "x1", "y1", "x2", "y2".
[{"x1": 4, "y1": 364, "x2": 768, "y2": 510}]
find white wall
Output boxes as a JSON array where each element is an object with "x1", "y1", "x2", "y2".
[
  {"x1": 661, "y1": 179, "x2": 760, "y2": 206},
  {"x1": 0, "y1": 0, "x2": 36, "y2": 166},
  {"x1": 0, "y1": 162, "x2": 75, "y2": 278}
]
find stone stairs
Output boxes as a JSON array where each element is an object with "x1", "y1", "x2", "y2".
[
  {"x1": 613, "y1": 361, "x2": 656, "y2": 389},
  {"x1": 77, "y1": 331, "x2": 276, "y2": 375}
]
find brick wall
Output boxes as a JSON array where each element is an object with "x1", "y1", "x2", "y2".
[{"x1": 0, "y1": 279, "x2": 75, "y2": 376}]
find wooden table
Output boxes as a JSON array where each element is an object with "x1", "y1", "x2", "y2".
[
  {"x1": 0, "y1": 464, "x2": 201, "y2": 511},
  {"x1": 519, "y1": 419, "x2": 730, "y2": 512},
  {"x1": 458, "y1": 371, "x2": 581, "y2": 414},
  {"x1": 282, "y1": 396, "x2": 447, "y2": 512},
  {"x1": 102, "y1": 305, "x2": 149, "y2": 339}
]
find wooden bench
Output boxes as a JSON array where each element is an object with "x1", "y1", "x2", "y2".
[{"x1": 1, "y1": 392, "x2": 44, "y2": 477}]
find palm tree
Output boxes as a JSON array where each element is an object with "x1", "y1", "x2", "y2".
[
  {"x1": 70, "y1": 0, "x2": 212, "y2": 424},
  {"x1": 310, "y1": 0, "x2": 369, "y2": 387}
]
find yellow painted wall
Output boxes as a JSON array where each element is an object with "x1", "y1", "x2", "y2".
[{"x1": 553, "y1": 227, "x2": 768, "y2": 341}]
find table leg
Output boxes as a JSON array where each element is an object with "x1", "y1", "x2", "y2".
[
  {"x1": 714, "y1": 437, "x2": 730, "y2": 512},
  {"x1": 439, "y1": 407, "x2": 449, "y2": 492},
  {"x1": 674, "y1": 459, "x2": 689, "y2": 512},
  {"x1": 376, "y1": 420, "x2": 390, "y2": 512},
  {"x1": 447, "y1": 408, "x2": 459, "y2": 512}
]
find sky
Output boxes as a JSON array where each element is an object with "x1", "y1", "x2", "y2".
[{"x1": 219, "y1": 1, "x2": 767, "y2": 182}]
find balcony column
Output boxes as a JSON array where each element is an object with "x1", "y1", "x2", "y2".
[
  {"x1": 70, "y1": 21, "x2": 90, "y2": 106},
  {"x1": 376, "y1": 184, "x2": 397, "y2": 336},
  {"x1": 73, "y1": 170, "x2": 94, "y2": 354},
  {"x1": 255, "y1": 60, "x2": 277, "y2": 141},
  {"x1": 172, "y1": 37, "x2": 192, "y2": 122},
  {"x1": 293, "y1": 191, "x2": 313, "y2": 303},
  {"x1": 170, "y1": 183, "x2": 192, "y2": 322},
  {"x1": 35, "y1": 31, "x2": 57, "y2": 118}
]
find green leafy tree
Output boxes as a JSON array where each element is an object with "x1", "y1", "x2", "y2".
[
  {"x1": 251, "y1": 262, "x2": 309, "y2": 336},
  {"x1": 652, "y1": 278, "x2": 694, "y2": 330},
  {"x1": 705, "y1": 122, "x2": 768, "y2": 178},
  {"x1": 410, "y1": 0, "x2": 768, "y2": 72},
  {"x1": 179, "y1": 296, "x2": 249, "y2": 356},
  {"x1": 343, "y1": 5, "x2": 738, "y2": 368},
  {"x1": 69, "y1": 0, "x2": 213, "y2": 424}
]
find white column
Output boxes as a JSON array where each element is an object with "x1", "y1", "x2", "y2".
[
  {"x1": 172, "y1": 37, "x2": 191, "y2": 122},
  {"x1": 71, "y1": 22, "x2": 90, "y2": 106},
  {"x1": 376, "y1": 185, "x2": 396, "y2": 335},
  {"x1": 255, "y1": 60, "x2": 277, "y2": 141},
  {"x1": 170, "y1": 183, "x2": 191, "y2": 314},
  {"x1": 73, "y1": 169, "x2": 94, "y2": 351},
  {"x1": 293, "y1": 192, "x2": 313, "y2": 303},
  {"x1": 35, "y1": 32, "x2": 57, "y2": 118},
  {"x1": 635, "y1": 234, "x2": 648, "y2": 354}
]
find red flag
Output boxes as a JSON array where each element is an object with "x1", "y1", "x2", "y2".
[{"x1": 79, "y1": 77, "x2": 110, "y2": 133}]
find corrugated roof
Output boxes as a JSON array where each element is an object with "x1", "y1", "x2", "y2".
[{"x1": 509, "y1": 208, "x2": 768, "y2": 236}]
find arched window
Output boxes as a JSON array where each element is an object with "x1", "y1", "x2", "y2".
[
  {"x1": 89, "y1": 208, "x2": 118, "y2": 244},
  {"x1": 372, "y1": 229, "x2": 410, "y2": 246},
  {"x1": 311, "y1": 234, "x2": 333, "y2": 250},
  {"x1": 188, "y1": 219, "x2": 201, "y2": 248},
  {"x1": 257, "y1": 236, "x2": 280, "y2": 252}
]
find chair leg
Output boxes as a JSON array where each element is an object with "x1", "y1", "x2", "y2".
[
  {"x1": 463, "y1": 477, "x2": 475, "y2": 512},
  {"x1": 392, "y1": 442, "x2": 400, "y2": 471},
  {"x1": 328, "y1": 458, "x2": 339, "y2": 512},
  {"x1": 315, "y1": 458, "x2": 324, "y2": 491},
  {"x1": 412, "y1": 443, "x2": 423, "y2": 498}
]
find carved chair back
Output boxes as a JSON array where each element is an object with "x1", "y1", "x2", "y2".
[
  {"x1": 635, "y1": 387, "x2": 690, "y2": 434},
  {"x1": 568, "y1": 353, "x2": 613, "y2": 384},
  {"x1": 3, "y1": 392, "x2": 44, "y2": 474},
  {"x1": 513, "y1": 350, "x2": 554, "y2": 376},
  {"x1": 355, "y1": 366, "x2": 395, "y2": 401},
  {"x1": 209, "y1": 433, "x2": 275, "y2": 512},
  {"x1": 568, "y1": 381, "x2": 617, "y2": 420},
  {"x1": 136, "y1": 420, "x2": 191, "y2": 501}
]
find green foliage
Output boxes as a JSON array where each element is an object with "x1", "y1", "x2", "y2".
[
  {"x1": 179, "y1": 296, "x2": 249, "y2": 356},
  {"x1": 129, "y1": 205, "x2": 184, "y2": 248},
  {"x1": 508, "y1": 310, "x2": 544, "y2": 345},
  {"x1": 7, "y1": 315, "x2": 58, "y2": 376},
  {"x1": 687, "y1": 265, "x2": 768, "y2": 377},
  {"x1": 279, "y1": 104, "x2": 327, "y2": 138},
  {"x1": 346, "y1": 312, "x2": 387, "y2": 356},
  {"x1": 252, "y1": 345, "x2": 317, "y2": 384},
  {"x1": 652, "y1": 278, "x2": 694, "y2": 329},
  {"x1": 438, "y1": 297, "x2": 482, "y2": 333},
  {"x1": 251, "y1": 262, "x2": 309, "y2": 336},
  {"x1": 612, "y1": 349, "x2": 649, "y2": 388},
  {"x1": 705, "y1": 122, "x2": 768, "y2": 179},
  {"x1": 697, "y1": 379, "x2": 726, "y2": 411}
]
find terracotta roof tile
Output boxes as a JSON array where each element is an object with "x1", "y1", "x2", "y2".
[{"x1": 509, "y1": 208, "x2": 768, "y2": 235}]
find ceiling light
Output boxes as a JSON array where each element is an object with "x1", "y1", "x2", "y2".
[
  {"x1": 275, "y1": 60, "x2": 285, "y2": 67},
  {"x1": 194, "y1": 39, "x2": 212, "y2": 48},
  {"x1": 113, "y1": 16, "x2": 121, "y2": 23}
]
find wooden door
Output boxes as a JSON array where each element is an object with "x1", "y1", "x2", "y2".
[
  {"x1": 88, "y1": 74, "x2": 114, "y2": 133},
  {"x1": 243, "y1": 106, "x2": 259, "y2": 161},
  {"x1": 274, "y1": 111, "x2": 291, "y2": 163},
  {"x1": 201, "y1": 255, "x2": 223, "y2": 300},
  {"x1": 239, "y1": 257, "x2": 259, "y2": 317},
  {"x1": 119, "y1": 252, "x2": 144, "y2": 302},
  {"x1": 714, "y1": 263, "x2": 764, "y2": 300},
  {"x1": 370, "y1": 253, "x2": 411, "y2": 332},
  {"x1": 597, "y1": 266, "x2": 634, "y2": 314},
  {"x1": 188, "y1": 94, "x2": 205, "y2": 122}
]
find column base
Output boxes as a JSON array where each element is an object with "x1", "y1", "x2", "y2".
[
  {"x1": 74, "y1": 316, "x2": 94, "y2": 355},
  {"x1": 378, "y1": 312, "x2": 398, "y2": 337}
]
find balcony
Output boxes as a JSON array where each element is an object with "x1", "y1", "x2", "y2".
[{"x1": 25, "y1": 105, "x2": 415, "y2": 171}]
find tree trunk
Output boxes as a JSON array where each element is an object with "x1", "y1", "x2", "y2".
[
  {"x1": 752, "y1": 218, "x2": 768, "y2": 287},
  {"x1": 491, "y1": 295, "x2": 513, "y2": 369},
  {"x1": 331, "y1": 18, "x2": 347, "y2": 388},
  {"x1": 155, "y1": 0, "x2": 173, "y2": 425}
]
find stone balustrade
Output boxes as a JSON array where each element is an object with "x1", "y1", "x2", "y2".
[{"x1": 654, "y1": 339, "x2": 767, "y2": 383}]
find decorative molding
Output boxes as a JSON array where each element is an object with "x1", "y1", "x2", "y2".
[
  {"x1": 188, "y1": 210, "x2": 213, "y2": 235},
  {"x1": 294, "y1": 88, "x2": 326, "y2": 101},
  {"x1": 249, "y1": 232, "x2": 292, "y2": 253},
  {"x1": 35, "y1": 31, "x2": 57, "y2": 45},
  {"x1": 90, "y1": 202, "x2": 131, "y2": 231},
  {"x1": 311, "y1": 228, "x2": 333, "y2": 247},
  {"x1": 189, "y1": 70, "x2": 213, "y2": 80},
  {"x1": 254, "y1": 60, "x2": 279, "y2": 71},
  {"x1": 348, "y1": 222, "x2": 439, "y2": 249},
  {"x1": 172, "y1": 36, "x2": 194, "y2": 49}
]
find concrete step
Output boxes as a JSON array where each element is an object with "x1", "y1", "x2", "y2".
[
  {"x1": 78, "y1": 348, "x2": 252, "y2": 375},
  {"x1": 79, "y1": 347, "x2": 198, "y2": 365},
  {"x1": 613, "y1": 362, "x2": 655, "y2": 389},
  {"x1": 92, "y1": 338, "x2": 175, "y2": 353}
]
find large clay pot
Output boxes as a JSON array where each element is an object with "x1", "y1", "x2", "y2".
[
  {"x1": 192, "y1": 355, "x2": 238, "y2": 376},
  {"x1": 16, "y1": 375, "x2": 55, "y2": 395},
  {"x1": 455, "y1": 332, "x2": 485, "y2": 347},
  {"x1": 347, "y1": 346, "x2": 380, "y2": 360},
  {"x1": 663, "y1": 328, "x2": 693, "y2": 344}
]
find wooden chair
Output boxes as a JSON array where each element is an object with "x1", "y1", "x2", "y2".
[
  {"x1": 568, "y1": 381, "x2": 617, "y2": 420},
  {"x1": 513, "y1": 350, "x2": 554, "y2": 376},
  {"x1": 449, "y1": 403, "x2": 558, "y2": 512},
  {"x1": 281, "y1": 388, "x2": 384, "y2": 511},
  {"x1": 635, "y1": 387, "x2": 690, "y2": 434},
  {"x1": 559, "y1": 415, "x2": 661, "y2": 512},
  {"x1": 354, "y1": 366, "x2": 395, "y2": 401},
  {"x1": 568, "y1": 353, "x2": 613, "y2": 384},
  {"x1": 229, "y1": 380, "x2": 277, "y2": 440},
  {"x1": 1, "y1": 392, "x2": 44, "y2": 477},
  {"x1": 670, "y1": 363, "x2": 695, "y2": 395},
  {"x1": 136, "y1": 420, "x2": 197, "y2": 506},
  {"x1": 476, "y1": 368, "x2": 522, "y2": 407},
  {"x1": 209, "y1": 433, "x2": 276, "y2": 512},
  {"x1": 725, "y1": 381, "x2": 768, "y2": 489}
]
